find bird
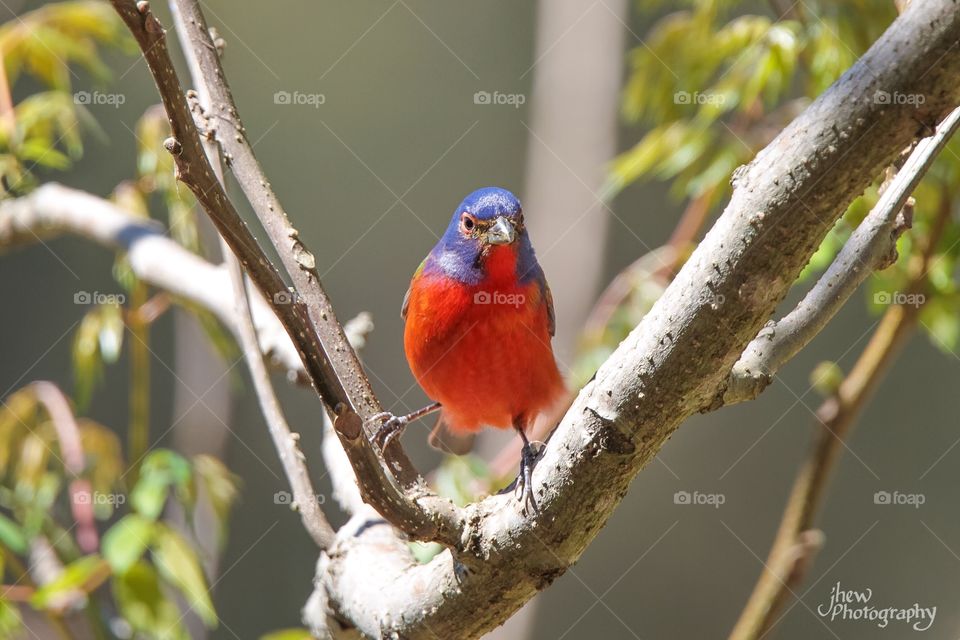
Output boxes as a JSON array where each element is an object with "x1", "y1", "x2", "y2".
[{"x1": 371, "y1": 187, "x2": 566, "y2": 511}]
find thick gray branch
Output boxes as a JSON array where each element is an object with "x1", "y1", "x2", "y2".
[
  {"x1": 725, "y1": 105, "x2": 960, "y2": 404},
  {"x1": 302, "y1": 3, "x2": 960, "y2": 637},
  {"x1": 0, "y1": 184, "x2": 306, "y2": 376}
]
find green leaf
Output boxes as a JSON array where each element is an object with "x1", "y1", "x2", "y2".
[
  {"x1": 98, "y1": 303, "x2": 124, "y2": 363},
  {"x1": 131, "y1": 450, "x2": 194, "y2": 519},
  {"x1": 102, "y1": 514, "x2": 153, "y2": 574},
  {"x1": 72, "y1": 307, "x2": 105, "y2": 410},
  {"x1": 0, "y1": 597, "x2": 21, "y2": 637},
  {"x1": 30, "y1": 555, "x2": 110, "y2": 609},
  {"x1": 192, "y1": 455, "x2": 240, "y2": 546},
  {"x1": 152, "y1": 524, "x2": 217, "y2": 627},
  {"x1": 0, "y1": 513, "x2": 28, "y2": 554},
  {"x1": 113, "y1": 561, "x2": 188, "y2": 640}
]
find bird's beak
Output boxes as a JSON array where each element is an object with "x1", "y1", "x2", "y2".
[{"x1": 486, "y1": 216, "x2": 516, "y2": 245}]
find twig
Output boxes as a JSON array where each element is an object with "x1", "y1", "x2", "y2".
[
  {"x1": 724, "y1": 106, "x2": 960, "y2": 405},
  {"x1": 167, "y1": 3, "x2": 336, "y2": 550},
  {"x1": 111, "y1": 0, "x2": 463, "y2": 545},
  {"x1": 728, "y1": 182, "x2": 953, "y2": 640},
  {"x1": 126, "y1": 280, "x2": 151, "y2": 482},
  {"x1": 29, "y1": 382, "x2": 98, "y2": 554},
  {"x1": 166, "y1": 0, "x2": 418, "y2": 482}
]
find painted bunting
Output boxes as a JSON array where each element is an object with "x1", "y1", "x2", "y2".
[{"x1": 372, "y1": 187, "x2": 566, "y2": 510}]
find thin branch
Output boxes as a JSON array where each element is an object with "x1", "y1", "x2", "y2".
[
  {"x1": 165, "y1": 0, "x2": 419, "y2": 480},
  {"x1": 724, "y1": 106, "x2": 960, "y2": 405},
  {"x1": 228, "y1": 255, "x2": 337, "y2": 548},
  {"x1": 728, "y1": 188, "x2": 953, "y2": 639},
  {"x1": 166, "y1": 6, "x2": 337, "y2": 551},
  {"x1": 111, "y1": 0, "x2": 462, "y2": 545}
]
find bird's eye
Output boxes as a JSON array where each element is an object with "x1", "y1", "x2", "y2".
[
  {"x1": 460, "y1": 213, "x2": 477, "y2": 233},
  {"x1": 517, "y1": 212, "x2": 524, "y2": 225}
]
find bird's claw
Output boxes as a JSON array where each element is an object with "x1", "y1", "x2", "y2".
[
  {"x1": 368, "y1": 412, "x2": 410, "y2": 450},
  {"x1": 515, "y1": 441, "x2": 541, "y2": 515}
]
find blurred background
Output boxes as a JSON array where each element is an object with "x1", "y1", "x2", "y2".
[{"x1": 1, "y1": 0, "x2": 959, "y2": 638}]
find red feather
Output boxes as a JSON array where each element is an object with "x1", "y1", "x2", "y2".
[{"x1": 403, "y1": 244, "x2": 566, "y2": 434}]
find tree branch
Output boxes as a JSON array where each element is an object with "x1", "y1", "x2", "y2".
[
  {"x1": 0, "y1": 184, "x2": 304, "y2": 378},
  {"x1": 724, "y1": 106, "x2": 960, "y2": 404},
  {"x1": 728, "y1": 188, "x2": 952, "y2": 639},
  {"x1": 297, "y1": 3, "x2": 960, "y2": 636},
  {"x1": 165, "y1": 0, "x2": 336, "y2": 552},
  {"x1": 111, "y1": 0, "x2": 463, "y2": 546}
]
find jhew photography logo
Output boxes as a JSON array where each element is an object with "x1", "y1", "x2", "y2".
[
  {"x1": 673, "y1": 490, "x2": 725, "y2": 508},
  {"x1": 274, "y1": 90, "x2": 326, "y2": 108},
  {"x1": 74, "y1": 91, "x2": 125, "y2": 108},
  {"x1": 473, "y1": 291, "x2": 525, "y2": 307},
  {"x1": 473, "y1": 91, "x2": 526, "y2": 108},
  {"x1": 874, "y1": 490, "x2": 925, "y2": 508},
  {"x1": 817, "y1": 581, "x2": 936, "y2": 631},
  {"x1": 74, "y1": 291, "x2": 126, "y2": 306}
]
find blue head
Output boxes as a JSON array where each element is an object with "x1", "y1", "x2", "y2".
[{"x1": 425, "y1": 187, "x2": 540, "y2": 285}]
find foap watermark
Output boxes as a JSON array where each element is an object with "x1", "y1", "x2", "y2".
[
  {"x1": 274, "y1": 90, "x2": 326, "y2": 108},
  {"x1": 74, "y1": 492, "x2": 126, "y2": 506},
  {"x1": 874, "y1": 490, "x2": 925, "y2": 508},
  {"x1": 673, "y1": 490, "x2": 725, "y2": 508},
  {"x1": 473, "y1": 291, "x2": 525, "y2": 308},
  {"x1": 274, "y1": 490, "x2": 325, "y2": 506},
  {"x1": 873, "y1": 291, "x2": 925, "y2": 307},
  {"x1": 874, "y1": 90, "x2": 926, "y2": 106},
  {"x1": 817, "y1": 581, "x2": 936, "y2": 631},
  {"x1": 473, "y1": 91, "x2": 526, "y2": 108},
  {"x1": 698, "y1": 290, "x2": 726, "y2": 309},
  {"x1": 74, "y1": 90, "x2": 126, "y2": 108},
  {"x1": 673, "y1": 90, "x2": 725, "y2": 106},
  {"x1": 74, "y1": 291, "x2": 126, "y2": 306}
]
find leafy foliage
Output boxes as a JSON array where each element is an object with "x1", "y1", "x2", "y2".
[
  {"x1": 0, "y1": 384, "x2": 239, "y2": 638},
  {"x1": 0, "y1": 1, "x2": 134, "y2": 194},
  {"x1": 584, "y1": 0, "x2": 960, "y2": 381}
]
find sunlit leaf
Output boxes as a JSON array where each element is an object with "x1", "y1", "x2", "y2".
[
  {"x1": 152, "y1": 524, "x2": 217, "y2": 627},
  {"x1": 30, "y1": 555, "x2": 110, "y2": 609},
  {"x1": 0, "y1": 513, "x2": 28, "y2": 554},
  {"x1": 113, "y1": 561, "x2": 189, "y2": 640},
  {"x1": 102, "y1": 514, "x2": 153, "y2": 574}
]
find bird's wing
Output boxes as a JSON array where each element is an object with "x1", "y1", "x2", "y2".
[
  {"x1": 530, "y1": 263, "x2": 556, "y2": 337},
  {"x1": 428, "y1": 415, "x2": 476, "y2": 455},
  {"x1": 401, "y1": 258, "x2": 428, "y2": 323},
  {"x1": 543, "y1": 280, "x2": 556, "y2": 337}
]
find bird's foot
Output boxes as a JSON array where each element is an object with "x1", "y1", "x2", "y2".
[
  {"x1": 367, "y1": 402, "x2": 442, "y2": 451},
  {"x1": 515, "y1": 440, "x2": 541, "y2": 515},
  {"x1": 368, "y1": 412, "x2": 411, "y2": 451}
]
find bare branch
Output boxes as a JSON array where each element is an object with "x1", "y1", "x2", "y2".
[
  {"x1": 164, "y1": 0, "x2": 337, "y2": 551},
  {"x1": 725, "y1": 106, "x2": 960, "y2": 404},
  {"x1": 111, "y1": 0, "x2": 463, "y2": 545}
]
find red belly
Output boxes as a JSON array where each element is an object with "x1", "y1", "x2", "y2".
[{"x1": 403, "y1": 276, "x2": 564, "y2": 433}]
